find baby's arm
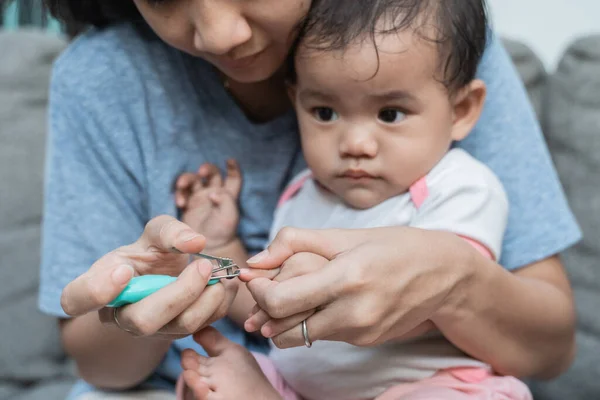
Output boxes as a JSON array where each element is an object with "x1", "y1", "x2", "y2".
[
  {"x1": 175, "y1": 160, "x2": 256, "y2": 328},
  {"x1": 413, "y1": 151, "x2": 575, "y2": 378}
]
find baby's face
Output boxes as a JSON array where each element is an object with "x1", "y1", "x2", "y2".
[{"x1": 292, "y1": 30, "x2": 462, "y2": 209}]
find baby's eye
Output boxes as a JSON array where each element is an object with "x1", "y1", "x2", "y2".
[
  {"x1": 378, "y1": 108, "x2": 406, "y2": 124},
  {"x1": 312, "y1": 107, "x2": 339, "y2": 122}
]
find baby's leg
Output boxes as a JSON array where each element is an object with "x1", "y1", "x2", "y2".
[
  {"x1": 375, "y1": 368, "x2": 532, "y2": 400},
  {"x1": 178, "y1": 327, "x2": 300, "y2": 400}
]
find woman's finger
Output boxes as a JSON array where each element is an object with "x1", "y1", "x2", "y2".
[
  {"x1": 246, "y1": 262, "x2": 342, "y2": 319},
  {"x1": 270, "y1": 308, "x2": 342, "y2": 349},
  {"x1": 61, "y1": 262, "x2": 135, "y2": 316},
  {"x1": 274, "y1": 252, "x2": 329, "y2": 282},
  {"x1": 247, "y1": 227, "x2": 354, "y2": 270},
  {"x1": 224, "y1": 159, "x2": 242, "y2": 199},
  {"x1": 136, "y1": 215, "x2": 206, "y2": 254},
  {"x1": 198, "y1": 163, "x2": 223, "y2": 188},
  {"x1": 261, "y1": 309, "x2": 315, "y2": 339},
  {"x1": 161, "y1": 277, "x2": 239, "y2": 335},
  {"x1": 99, "y1": 260, "x2": 213, "y2": 336}
]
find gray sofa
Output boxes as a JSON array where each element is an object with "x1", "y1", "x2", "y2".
[{"x1": 0, "y1": 29, "x2": 598, "y2": 399}]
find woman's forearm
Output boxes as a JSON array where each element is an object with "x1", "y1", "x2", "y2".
[
  {"x1": 60, "y1": 313, "x2": 172, "y2": 389},
  {"x1": 433, "y1": 241, "x2": 576, "y2": 379}
]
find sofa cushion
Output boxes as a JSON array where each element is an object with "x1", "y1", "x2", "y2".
[
  {"x1": 503, "y1": 38, "x2": 548, "y2": 121},
  {"x1": 0, "y1": 29, "x2": 74, "y2": 399},
  {"x1": 528, "y1": 35, "x2": 600, "y2": 399}
]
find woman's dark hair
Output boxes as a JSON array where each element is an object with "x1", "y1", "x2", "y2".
[
  {"x1": 292, "y1": 0, "x2": 489, "y2": 91},
  {"x1": 43, "y1": 0, "x2": 141, "y2": 28}
]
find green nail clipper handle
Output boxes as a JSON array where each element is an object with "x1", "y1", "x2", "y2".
[{"x1": 107, "y1": 275, "x2": 220, "y2": 308}]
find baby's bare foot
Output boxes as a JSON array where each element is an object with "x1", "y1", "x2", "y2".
[{"x1": 181, "y1": 327, "x2": 282, "y2": 400}]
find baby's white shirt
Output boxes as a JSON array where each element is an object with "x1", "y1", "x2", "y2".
[{"x1": 267, "y1": 148, "x2": 509, "y2": 400}]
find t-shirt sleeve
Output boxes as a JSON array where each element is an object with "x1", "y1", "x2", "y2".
[
  {"x1": 411, "y1": 155, "x2": 509, "y2": 262},
  {"x1": 456, "y1": 31, "x2": 582, "y2": 269},
  {"x1": 39, "y1": 60, "x2": 147, "y2": 318}
]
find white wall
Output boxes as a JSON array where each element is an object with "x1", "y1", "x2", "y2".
[{"x1": 487, "y1": 0, "x2": 600, "y2": 70}]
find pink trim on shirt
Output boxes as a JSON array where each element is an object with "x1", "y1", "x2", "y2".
[
  {"x1": 459, "y1": 236, "x2": 494, "y2": 260},
  {"x1": 409, "y1": 176, "x2": 429, "y2": 209},
  {"x1": 277, "y1": 173, "x2": 313, "y2": 208}
]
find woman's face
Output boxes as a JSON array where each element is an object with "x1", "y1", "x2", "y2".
[{"x1": 133, "y1": 0, "x2": 311, "y2": 83}]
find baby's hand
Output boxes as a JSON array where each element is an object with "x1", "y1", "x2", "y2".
[{"x1": 175, "y1": 159, "x2": 242, "y2": 250}]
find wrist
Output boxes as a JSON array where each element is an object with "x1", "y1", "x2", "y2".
[{"x1": 430, "y1": 233, "x2": 488, "y2": 326}]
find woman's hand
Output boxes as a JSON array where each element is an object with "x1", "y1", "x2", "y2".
[
  {"x1": 243, "y1": 227, "x2": 462, "y2": 349},
  {"x1": 240, "y1": 252, "x2": 330, "y2": 338},
  {"x1": 60, "y1": 215, "x2": 238, "y2": 339}
]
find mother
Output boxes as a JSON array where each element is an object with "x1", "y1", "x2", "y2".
[{"x1": 40, "y1": 0, "x2": 580, "y2": 398}]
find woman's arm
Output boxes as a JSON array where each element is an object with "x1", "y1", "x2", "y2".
[
  {"x1": 244, "y1": 227, "x2": 575, "y2": 379},
  {"x1": 433, "y1": 244, "x2": 576, "y2": 379},
  {"x1": 42, "y1": 58, "x2": 235, "y2": 389},
  {"x1": 60, "y1": 315, "x2": 172, "y2": 389}
]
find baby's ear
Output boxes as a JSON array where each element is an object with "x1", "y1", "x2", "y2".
[{"x1": 450, "y1": 79, "x2": 487, "y2": 142}]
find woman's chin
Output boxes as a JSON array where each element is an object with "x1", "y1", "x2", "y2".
[{"x1": 220, "y1": 65, "x2": 279, "y2": 84}]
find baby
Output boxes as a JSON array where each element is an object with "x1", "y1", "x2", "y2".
[{"x1": 175, "y1": 0, "x2": 532, "y2": 399}]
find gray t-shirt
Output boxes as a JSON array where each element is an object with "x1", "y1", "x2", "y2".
[{"x1": 38, "y1": 23, "x2": 580, "y2": 396}]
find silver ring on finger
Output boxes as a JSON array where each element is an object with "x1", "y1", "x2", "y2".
[
  {"x1": 113, "y1": 307, "x2": 136, "y2": 335},
  {"x1": 302, "y1": 319, "x2": 312, "y2": 348}
]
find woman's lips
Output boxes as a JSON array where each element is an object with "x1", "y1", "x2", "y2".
[{"x1": 217, "y1": 49, "x2": 266, "y2": 70}]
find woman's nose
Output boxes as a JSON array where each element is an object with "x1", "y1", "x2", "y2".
[
  {"x1": 339, "y1": 129, "x2": 379, "y2": 159},
  {"x1": 192, "y1": 3, "x2": 252, "y2": 55}
]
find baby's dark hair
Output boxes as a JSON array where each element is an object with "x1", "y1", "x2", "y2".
[{"x1": 291, "y1": 0, "x2": 488, "y2": 92}]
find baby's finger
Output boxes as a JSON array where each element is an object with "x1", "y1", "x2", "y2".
[
  {"x1": 224, "y1": 159, "x2": 242, "y2": 199},
  {"x1": 198, "y1": 163, "x2": 223, "y2": 188},
  {"x1": 244, "y1": 308, "x2": 271, "y2": 333},
  {"x1": 208, "y1": 190, "x2": 225, "y2": 206},
  {"x1": 239, "y1": 267, "x2": 281, "y2": 282},
  {"x1": 175, "y1": 173, "x2": 199, "y2": 207}
]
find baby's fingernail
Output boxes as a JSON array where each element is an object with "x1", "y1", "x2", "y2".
[
  {"x1": 261, "y1": 325, "x2": 273, "y2": 338},
  {"x1": 244, "y1": 320, "x2": 256, "y2": 332},
  {"x1": 112, "y1": 265, "x2": 134, "y2": 285},
  {"x1": 247, "y1": 249, "x2": 268, "y2": 264},
  {"x1": 239, "y1": 268, "x2": 251, "y2": 277}
]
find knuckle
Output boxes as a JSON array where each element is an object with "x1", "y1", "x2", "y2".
[
  {"x1": 86, "y1": 279, "x2": 111, "y2": 307},
  {"x1": 158, "y1": 218, "x2": 179, "y2": 243},
  {"x1": 180, "y1": 281, "x2": 200, "y2": 304},
  {"x1": 179, "y1": 314, "x2": 201, "y2": 334},
  {"x1": 128, "y1": 313, "x2": 156, "y2": 336},
  {"x1": 277, "y1": 227, "x2": 297, "y2": 246},
  {"x1": 264, "y1": 293, "x2": 285, "y2": 319},
  {"x1": 60, "y1": 289, "x2": 75, "y2": 316},
  {"x1": 146, "y1": 214, "x2": 170, "y2": 232},
  {"x1": 271, "y1": 335, "x2": 290, "y2": 349},
  {"x1": 349, "y1": 306, "x2": 378, "y2": 331},
  {"x1": 351, "y1": 333, "x2": 379, "y2": 347}
]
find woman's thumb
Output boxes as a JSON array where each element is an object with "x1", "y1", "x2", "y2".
[{"x1": 246, "y1": 227, "x2": 342, "y2": 270}]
